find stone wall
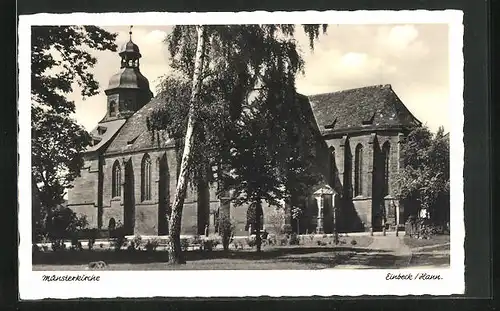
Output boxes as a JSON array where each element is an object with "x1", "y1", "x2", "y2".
[
  {"x1": 68, "y1": 157, "x2": 98, "y2": 207},
  {"x1": 67, "y1": 156, "x2": 100, "y2": 227},
  {"x1": 68, "y1": 129, "x2": 406, "y2": 236},
  {"x1": 322, "y1": 130, "x2": 403, "y2": 231}
]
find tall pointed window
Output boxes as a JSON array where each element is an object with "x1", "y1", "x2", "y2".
[
  {"x1": 330, "y1": 146, "x2": 337, "y2": 187},
  {"x1": 382, "y1": 142, "x2": 391, "y2": 196},
  {"x1": 354, "y1": 144, "x2": 363, "y2": 196},
  {"x1": 141, "y1": 154, "x2": 152, "y2": 201},
  {"x1": 112, "y1": 161, "x2": 121, "y2": 198}
]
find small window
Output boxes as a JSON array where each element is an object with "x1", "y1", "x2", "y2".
[
  {"x1": 109, "y1": 100, "x2": 118, "y2": 117},
  {"x1": 362, "y1": 113, "x2": 375, "y2": 125},
  {"x1": 97, "y1": 126, "x2": 107, "y2": 136}
]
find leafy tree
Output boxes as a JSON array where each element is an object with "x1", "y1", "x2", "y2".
[
  {"x1": 149, "y1": 25, "x2": 327, "y2": 261},
  {"x1": 395, "y1": 126, "x2": 450, "y2": 225},
  {"x1": 46, "y1": 206, "x2": 89, "y2": 240},
  {"x1": 31, "y1": 26, "x2": 117, "y2": 239}
]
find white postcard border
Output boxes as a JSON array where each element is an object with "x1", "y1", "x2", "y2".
[{"x1": 18, "y1": 10, "x2": 464, "y2": 299}]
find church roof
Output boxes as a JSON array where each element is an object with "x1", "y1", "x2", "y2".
[
  {"x1": 86, "y1": 119, "x2": 127, "y2": 153},
  {"x1": 103, "y1": 84, "x2": 422, "y2": 155},
  {"x1": 307, "y1": 84, "x2": 421, "y2": 135},
  {"x1": 119, "y1": 40, "x2": 141, "y2": 56},
  {"x1": 106, "y1": 67, "x2": 151, "y2": 92},
  {"x1": 104, "y1": 93, "x2": 175, "y2": 155}
]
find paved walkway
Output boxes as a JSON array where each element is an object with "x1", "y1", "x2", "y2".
[{"x1": 332, "y1": 235, "x2": 412, "y2": 269}]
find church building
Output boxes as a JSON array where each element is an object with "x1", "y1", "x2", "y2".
[{"x1": 67, "y1": 35, "x2": 422, "y2": 237}]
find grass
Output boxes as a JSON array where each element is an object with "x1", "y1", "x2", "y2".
[
  {"x1": 33, "y1": 236, "x2": 375, "y2": 271},
  {"x1": 403, "y1": 234, "x2": 450, "y2": 267},
  {"x1": 403, "y1": 234, "x2": 450, "y2": 249}
]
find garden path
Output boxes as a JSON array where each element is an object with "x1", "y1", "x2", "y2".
[{"x1": 332, "y1": 235, "x2": 412, "y2": 269}]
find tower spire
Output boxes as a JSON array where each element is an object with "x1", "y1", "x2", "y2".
[{"x1": 129, "y1": 25, "x2": 133, "y2": 41}]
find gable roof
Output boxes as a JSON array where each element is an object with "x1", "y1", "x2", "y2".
[
  {"x1": 104, "y1": 92, "x2": 175, "y2": 155},
  {"x1": 307, "y1": 84, "x2": 421, "y2": 135},
  {"x1": 85, "y1": 119, "x2": 127, "y2": 153}
]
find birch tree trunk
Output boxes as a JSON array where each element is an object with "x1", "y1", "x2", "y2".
[{"x1": 168, "y1": 25, "x2": 206, "y2": 264}]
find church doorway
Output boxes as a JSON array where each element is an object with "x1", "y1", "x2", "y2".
[
  {"x1": 158, "y1": 154, "x2": 170, "y2": 235},
  {"x1": 123, "y1": 160, "x2": 135, "y2": 235}
]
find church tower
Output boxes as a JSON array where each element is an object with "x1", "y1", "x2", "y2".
[{"x1": 103, "y1": 26, "x2": 153, "y2": 121}]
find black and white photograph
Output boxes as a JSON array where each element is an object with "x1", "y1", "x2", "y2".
[{"x1": 18, "y1": 11, "x2": 464, "y2": 298}]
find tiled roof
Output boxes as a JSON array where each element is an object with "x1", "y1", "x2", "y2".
[
  {"x1": 104, "y1": 84, "x2": 421, "y2": 154},
  {"x1": 104, "y1": 93, "x2": 175, "y2": 155},
  {"x1": 106, "y1": 67, "x2": 151, "y2": 91},
  {"x1": 307, "y1": 84, "x2": 421, "y2": 135},
  {"x1": 86, "y1": 119, "x2": 127, "y2": 153}
]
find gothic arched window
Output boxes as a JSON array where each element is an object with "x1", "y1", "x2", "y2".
[
  {"x1": 382, "y1": 142, "x2": 391, "y2": 196},
  {"x1": 354, "y1": 144, "x2": 363, "y2": 196},
  {"x1": 141, "y1": 154, "x2": 152, "y2": 201},
  {"x1": 112, "y1": 161, "x2": 121, "y2": 198},
  {"x1": 330, "y1": 146, "x2": 337, "y2": 186}
]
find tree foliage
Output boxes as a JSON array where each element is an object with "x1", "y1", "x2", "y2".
[
  {"x1": 148, "y1": 25, "x2": 326, "y2": 254},
  {"x1": 394, "y1": 126, "x2": 450, "y2": 223},
  {"x1": 150, "y1": 25, "x2": 325, "y2": 196},
  {"x1": 32, "y1": 26, "x2": 118, "y2": 113},
  {"x1": 31, "y1": 26, "x2": 117, "y2": 235}
]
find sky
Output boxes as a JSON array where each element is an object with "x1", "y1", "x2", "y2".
[{"x1": 68, "y1": 24, "x2": 450, "y2": 132}]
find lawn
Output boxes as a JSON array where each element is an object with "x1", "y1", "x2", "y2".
[
  {"x1": 403, "y1": 234, "x2": 450, "y2": 267},
  {"x1": 403, "y1": 234, "x2": 450, "y2": 249},
  {"x1": 33, "y1": 236, "x2": 375, "y2": 271}
]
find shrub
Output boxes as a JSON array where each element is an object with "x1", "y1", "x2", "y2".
[
  {"x1": 42, "y1": 245, "x2": 49, "y2": 252},
  {"x1": 131, "y1": 234, "x2": 143, "y2": 251},
  {"x1": 405, "y1": 216, "x2": 444, "y2": 239},
  {"x1": 192, "y1": 234, "x2": 202, "y2": 245},
  {"x1": 180, "y1": 238, "x2": 189, "y2": 251},
  {"x1": 218, "y1": 213, "x2": 235, "y2": 251},
  {"x1": 51, "y1": 240, "x2": 66, "y2": 251},
  {"x1": 45, "y1": 207, "x2": 89, "y2": 241},
  {"x1": 350, "y1": 239, "x2": 357, "y2": 246},
  {"x1": 232, "y1": 242, "x2": 239, "y2": 250},
  {"x1": 279, "y1": 236, "x2": 288, "y2": 246},
  {"x1": 309, "y1": 233, "x2": 315, "y2": 242},
  {"x1": 70, "y1": 235, "x2": 83, "y2": 251},
  {"x1": 111, "y1": 225, "x2": 126, "y2": 251},
  {"x1": 247, "y1": 238, "x2": 256, "y2": 248},
  {"x1": 332, "y1": 233, "x2": 340, "y2": 245},
  {"x1": 202, "y1": 239, "x2": 215, "y2": 252},
  {"x1": 211, "y1": 238, "x2": 220, "y2": 249},
  {"x1": 145, "y1": 238, "x2": 160, "y2": 252},
  {"x1": 88, "y1": 237, "x2": 95, "y2": 250},
  {"x1": 268, "y1": 209, "x2": 286, "y2": 235},
  {"x1": 205, "y1": 235, "x2": 220, "y2": 251},
  {"x1": 288, "y1": 233, "x2": 300, "y2": 245}
]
